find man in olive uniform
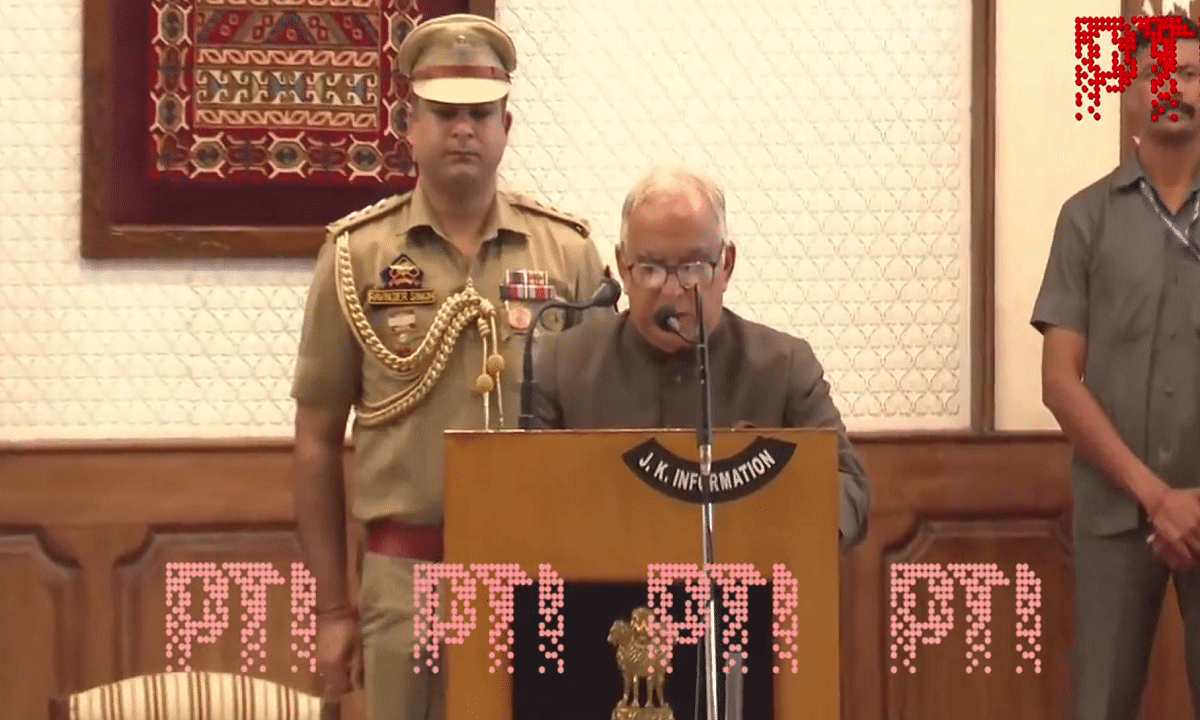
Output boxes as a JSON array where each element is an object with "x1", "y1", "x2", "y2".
[
  {"x1": 531, "y1": 165, "x2": 871, "y2": 548},
  {"x1": 288, "y1": 13, "x2": 608, "y2": 720},
  {"x1": 1031, "y1": 17, "x2": 1200, "y2": 720}
]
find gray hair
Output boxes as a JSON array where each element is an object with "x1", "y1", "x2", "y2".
[{"x1": 618, "y1": 165, "x2": 728, "y2": 248}]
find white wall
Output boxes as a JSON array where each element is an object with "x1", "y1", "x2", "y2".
[
  {"x1": 993, "y1": 0, "x2": 1125, "y2": 429},
  {"x1": 0, "y1": 0, "x2": 1127, "y2": 440},
  {"x1": 497, "y1": 0, "x2": 974, "y2": 430}
]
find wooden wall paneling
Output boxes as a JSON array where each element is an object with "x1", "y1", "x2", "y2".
[
  {"x1": 1, "y1": 434, "x2": 1196, "y2": 720},
  {"x1": 840, "y1": 434, "x2": 1075, "y2": 720},
  {"x1": 0, "y1": 529, "x2": 83, "y2": 720},
  {"x1": 970, "y1": 0, "x2": 997, "y2": 431},
  {"x1": 41, "y1": 525, "x2": 150, "y2": 690},
  {"x1": 881, "y1": 518, "x2": 1074, "y2": 720},
  {"x1": 0, "y1": 441, "x2": 356, "y2": 719},
  {"x1": 113, "y1": 526, "x2": 316, "y2": 690},
  {"x1": 842, "y1": 434, "x2": 1196, "y2": 720}
]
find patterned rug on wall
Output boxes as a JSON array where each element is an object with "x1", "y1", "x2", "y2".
[
  {"x1": 107, "y1": 0, "x2": 467, "y2": 226},
  {"x1": 150, "y1": 0, "x2": 428, "y2": 183}
]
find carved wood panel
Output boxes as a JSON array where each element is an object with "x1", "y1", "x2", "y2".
[
  {"x1": 0, "y1": 530, "x2": 83, "y2": 720},
  {"x1": 114, "y1": 527, "x2": 319, "y2": 693},
  {"x1": 881, "y1": 519, "x2": 1073, "y2": 720}
]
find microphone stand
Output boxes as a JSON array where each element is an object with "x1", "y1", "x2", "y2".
[
  {"x1": 518, "y1": 301, "x2": 559, "y2": 430},
  {"x1": 691, "y1": 284, "x2": 723, "y2": 720},
  {"x1": 519, "y1": 280, "x2": 620, "y2": 430}
]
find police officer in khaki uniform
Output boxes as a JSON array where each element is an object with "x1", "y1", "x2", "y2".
[
  {"x1": 289, "y1": 13, "x2": 607, "y2": 720},
  {"x1": 531, "y1": 165, "x2": 871, "y2": 548}
]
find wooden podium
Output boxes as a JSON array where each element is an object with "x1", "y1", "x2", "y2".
[{"x1": 438, "y1": 427, "x2": 841, "y2": 720}]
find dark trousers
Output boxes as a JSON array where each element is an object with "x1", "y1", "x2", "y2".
[{"x1": 1072, "y1": 525, "x2": 1200, "y2": 720}]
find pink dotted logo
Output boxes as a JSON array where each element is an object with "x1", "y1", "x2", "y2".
[
  {"x1": 164, "y1": 562, "x2": 317, "y2": 674},
  {"x1": 1075, "y1": 15, "x2": 1198, "y2": 121},
  {"x1": 888, "y1": 562, "x2": 1043, "y2": 676},
  {"x1": 412, "y1": 562, "x2": 802, "y2": 675}
]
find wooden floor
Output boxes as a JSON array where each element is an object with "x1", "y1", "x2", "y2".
[{"x1": 0, "y1": 432, "x2": 1192, "y2": 720}]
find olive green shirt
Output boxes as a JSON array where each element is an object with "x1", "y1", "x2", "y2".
[
  {"x1": 292, "y1": 186, "x2": 608, "y2": 525},
  {"x1": 1031, "y1": 156, "x2": 1200, "y2": 535},
  {"x1": 530, "y1": 308, "x2": 871, "y2": 548}
]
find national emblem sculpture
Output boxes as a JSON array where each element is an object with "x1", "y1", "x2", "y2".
[{"x1": 608, "y1": 606, "x2": 675, "y2": 720}]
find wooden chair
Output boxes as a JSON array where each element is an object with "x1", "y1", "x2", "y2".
[{"x1": 48, "y1": 671, "x2": 340, "y2": 720}]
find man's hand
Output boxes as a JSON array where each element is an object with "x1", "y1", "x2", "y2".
[
  {"x1": 1147, "y1": 533, "x2": 1193, "y2": 571},
  {"x1": 1146, "y1": 488, "x2": 1200, "y2": 571},
  {"x1": 316, "y1": 610, "x2": 362, "y2": 699}
]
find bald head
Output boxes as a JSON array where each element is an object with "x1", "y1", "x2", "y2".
[{"x1": 618, "y1": 165, "x2": 727, "y2": 252}]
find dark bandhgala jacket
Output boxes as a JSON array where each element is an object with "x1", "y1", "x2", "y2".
[{"x1": 531, "y1": 308, "x2": 870, "y2": 548}]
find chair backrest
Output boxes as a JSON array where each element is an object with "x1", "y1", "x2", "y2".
[{"x1": 48, "y1": 671, "x2": 338, "y2": 720}]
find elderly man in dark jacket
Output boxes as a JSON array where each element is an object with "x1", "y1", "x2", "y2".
[{"x1": 531, "y1": 165, "x2": 870, "y2": 548}]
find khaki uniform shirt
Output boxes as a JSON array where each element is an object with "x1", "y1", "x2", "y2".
[
  {"x1": 292, "y1": 186, "x2": 607, "y2": 525},
  {"x1": 1031, "y1": 156, "x2": 1200, "y2": 536},
  {"x1": 530, "y1": 309, "x2": 871, "y2": 548}
]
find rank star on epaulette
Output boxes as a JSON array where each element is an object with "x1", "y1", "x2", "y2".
[{"x1": 367, "y1": 253, "x2": 436, "y2": 307}]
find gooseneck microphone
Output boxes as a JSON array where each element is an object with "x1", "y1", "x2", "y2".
[
  {"x1": 651, "y1": 297, "x2": 724, "y2": 720},
  {"x1": 518, "y1": 277, "x2": 622, "y2": 429}
]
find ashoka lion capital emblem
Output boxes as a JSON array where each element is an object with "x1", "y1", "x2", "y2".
[{"x1": 608, "y1": 606, "x2": 675, "y2": 720}]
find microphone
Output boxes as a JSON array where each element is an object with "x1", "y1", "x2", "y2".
[
  {"x1": 653, "y1": 305, "x2": 684, "y2": 336},
  {"x1": 518, "y1": 277, "x2": 622, "y2": 429},
  {"x1": 585, "y1": 276, "x2": 622, "y2": 309}
]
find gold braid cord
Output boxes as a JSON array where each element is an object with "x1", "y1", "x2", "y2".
[{"x1": 334, "y1": 232, "x2": 507, "y2": 429}]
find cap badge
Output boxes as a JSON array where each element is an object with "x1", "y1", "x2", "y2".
[{"x1": 453, "y1": 34, "x2": 473, "y2": 62}]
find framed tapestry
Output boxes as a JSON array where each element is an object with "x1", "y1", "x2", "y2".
[
  {"x1": 1117, "y1": 0, "x2": 1199, "y2": 160},
  {"x1": 81, "y1": 0, "x2": 496, "y2": 259}
]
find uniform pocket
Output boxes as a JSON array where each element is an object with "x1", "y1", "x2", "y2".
[
  {"x1": 1107, "y1": 287, "x2": 1158, "y2": 342},
  {"x1": 366, "y1": 305, "x2": 439, "y2": 382},
  {"x1": 500, "y1": 300, "x2": 565, "y2": 338}
]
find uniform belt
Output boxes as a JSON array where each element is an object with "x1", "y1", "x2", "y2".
[{"x1": 364, "y1": 519, "x2": 443, "y2": 562}]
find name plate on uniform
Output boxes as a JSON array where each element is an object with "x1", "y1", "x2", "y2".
[
  {"x1": 366, "y1": 287, "x2": 436, "y2": 306},
  {"x1": 620, "y1": 436, "x2": 796, "y2": 504}
]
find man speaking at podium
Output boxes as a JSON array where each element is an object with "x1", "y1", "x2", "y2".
[{"x1": 530, "y1": 165, "x2": 871, "y2": 548}]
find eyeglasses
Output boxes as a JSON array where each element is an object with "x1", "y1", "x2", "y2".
[{"x1": 626, "y1": 251, "x2": 723, "y2": 290}]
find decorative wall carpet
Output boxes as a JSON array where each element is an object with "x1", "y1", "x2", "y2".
[{"x1": 149, "y1": 0, "x2": 429, "y2": 184}]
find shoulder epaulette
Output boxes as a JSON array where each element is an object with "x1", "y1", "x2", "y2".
[
  {"x1": 325, "y1": 191, "x2": 414, "y2": 238},
  {"x1": 503, "y1": 191, "x2": 591, "y2": 238}
]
